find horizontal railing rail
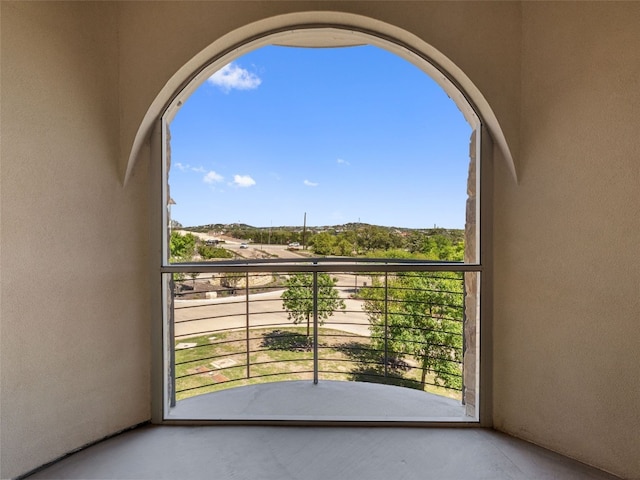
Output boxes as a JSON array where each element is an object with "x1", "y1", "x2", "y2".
[{"x1": 163, "y1": 257, "x2": 481, "y2": 273}]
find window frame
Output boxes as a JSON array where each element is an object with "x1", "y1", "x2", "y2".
[{"x1": 150, "y1": 27, "x2": 493, "y2": 426}]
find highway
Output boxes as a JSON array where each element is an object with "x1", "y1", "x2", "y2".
[{"x1": 226, "y1": 241, "x2": 310, "y2": 260}]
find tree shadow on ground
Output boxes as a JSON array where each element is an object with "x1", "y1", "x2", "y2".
[
  {"x1": 261, "y1": 330, "x2": 314, "y2": 352},
  {"x1": 348, "y1": 366, "x2": 425, "y2": 391},
  {"x1": 333, "y1": 341, "x2": 424, "y2": 391}
]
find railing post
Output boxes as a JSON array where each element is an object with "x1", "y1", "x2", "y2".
[
  {"x1": 384, "y1": 271, "x2": 389, "y2": 378},
  {"x1": 169, "y1": 276, "x2": 176, "y2": 407},
  {"x1": 461, "y1": 273, "x2": 466, "y2": 406},
  {"x1": 313, "y1": 270, "x2": 319, "y2": 385},
  {"x1": 245, "y1": 271, "x2": 250, "y2": 379}
]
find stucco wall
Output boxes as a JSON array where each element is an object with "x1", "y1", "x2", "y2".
[
  {"x1": 1, "y1": 1, "x2": 639, "y2": 479},
  {"x1": 493, "y1": 3, "x2": 640, "y2": 478},
  {"x1": 0, "y1": 3, "x2": 150, "y2": 478}
]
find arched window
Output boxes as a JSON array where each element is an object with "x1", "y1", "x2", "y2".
[{"x1": 154, "y1": 27, "x2": 489, "y2": 424}]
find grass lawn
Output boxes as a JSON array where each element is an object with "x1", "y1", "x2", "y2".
[{"x1": 174, "y1": 327, "x2": 461, "y2": 402}]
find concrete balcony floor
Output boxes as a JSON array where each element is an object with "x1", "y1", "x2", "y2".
[
  {"x1": 168, "y1": 380, "x2": 468, "y2": 421},
  {"x1": 26, "y1": 383, "x2": 619, "y2": 479}
]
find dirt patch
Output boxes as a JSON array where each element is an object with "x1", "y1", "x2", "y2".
[{"x1": 191, "y1": 365, "x2": 229, "y2": 383}]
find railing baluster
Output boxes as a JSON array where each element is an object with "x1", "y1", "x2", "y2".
[
  {"x1": 384, "y1": 271, "x2": 389, "y2": 378},
  {"x1": 245, "y1": 271, "x2": 250, "y2": 379},
  {"x1": 313, "y1": 270, "x2": 319, "y2": 385}
]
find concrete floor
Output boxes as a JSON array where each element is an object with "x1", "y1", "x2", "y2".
[
  {"x1": 27, "y1": 425, "x2": 620, "y2": 479},
  {"x1": 25, "y1": 383, "x2": 620, "y2": 479}
]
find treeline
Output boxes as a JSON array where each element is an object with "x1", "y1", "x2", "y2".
[
  {"x1": 308, "y1": 226, "x2": 465, "y2": 261},
  {"x1": 182, "y1": 223, "x2": 465, "y2": 262},
  {"x1": 232, "y1": 227, "x2": 306, "y2": 246}
]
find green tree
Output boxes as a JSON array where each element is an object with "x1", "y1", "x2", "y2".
[
  {"x1": 197, "y1": 244, "x2": 233, "y2": 259},
  {"x1": 361, "y1": 271, "x2": 464, "y2": 390},
  {"x1": 309, "y1": 232, "x2": 336, "y2": 256},
  {"x1": 281, "y1": 273, "x2": 346, "y2": 337},
  {"x1": 407, "y1": 233, "x2": 464, "y2": 261},
  {"x1": 334, "y1": 237, "x2": 354, "y2": 256},
  {"x1": 170, "y1": 231, "x2": 197, "y2": 259},
  {"x1": 171, "y1": 268, "x2": 186, "y2": 283}
]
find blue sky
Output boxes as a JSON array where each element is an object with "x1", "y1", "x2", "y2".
[{"x1": 168, "y1": 45, "x2": 472, "y2": 229}]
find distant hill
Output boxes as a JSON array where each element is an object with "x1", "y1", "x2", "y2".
[{"x1": 184, "y1": 222, "x2": 463, "y2": 236}]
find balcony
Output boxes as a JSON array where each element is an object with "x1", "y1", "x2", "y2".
[{"x1": 162, "y1": 262, "x2": 480, "y2": 422}]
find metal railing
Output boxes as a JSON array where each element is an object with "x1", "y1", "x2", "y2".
[{"x1": 164, "y1": 260, "x2": 477, "y2": 405}]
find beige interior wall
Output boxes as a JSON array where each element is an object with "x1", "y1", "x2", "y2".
[
  {"x1": 0, "y1": 3, "x2": 150, "y2": 478},
  {"x1": 493, "y1": 3, "x2": 640, "y2": 479},
  {"x1": 1, "y1": 1, "x2": 639, "y2": 479}
]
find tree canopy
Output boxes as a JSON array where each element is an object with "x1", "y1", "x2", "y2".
[
  {"x1": 361, "y1": 271, "x2": 464, "y2": 390},
  {"x1": 281, "y1": 273, "x2": 346, "y2": 337},
  {"x1": 197, "y1": 244, "x2": 233, "y2": 259},
  {"x1": 170, "y1": 231, "x2": 197, "y2": 260}
]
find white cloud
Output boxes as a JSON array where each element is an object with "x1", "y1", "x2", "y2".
[
  {"x1": 203, "y1": 171, "x2": 224, "y2": 184},
  {"x1": 208, "y1": 63, "x2": 261, "y2": 92},
  {"x1": 337, "y1": 158, "x2": 350, "y2": 166},
  {"x1": 233, "y1": 175, "x2": 256, "y2": 188},
  {"x1": 304, "y1": 180, "x2": 319, "y2": 187},
  {"x1": 173, "y1": 163, "x2": 209, "y2": 174}
]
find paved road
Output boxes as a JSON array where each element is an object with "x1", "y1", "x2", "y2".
[
  {"x1": 227, "y1": 242, "x2": 309, "y2": 260},
  {"x1": 174, "y1": 287, "x2": 371, "y2": 339}
]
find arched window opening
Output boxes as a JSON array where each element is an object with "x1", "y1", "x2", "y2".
[{"x1": 158, "y1": 32, "x2": 484, "y2": 424}]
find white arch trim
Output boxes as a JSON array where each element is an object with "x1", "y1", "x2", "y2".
[{"x1": 123, "y1": 11, "x2": 517, "y2": 185}]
